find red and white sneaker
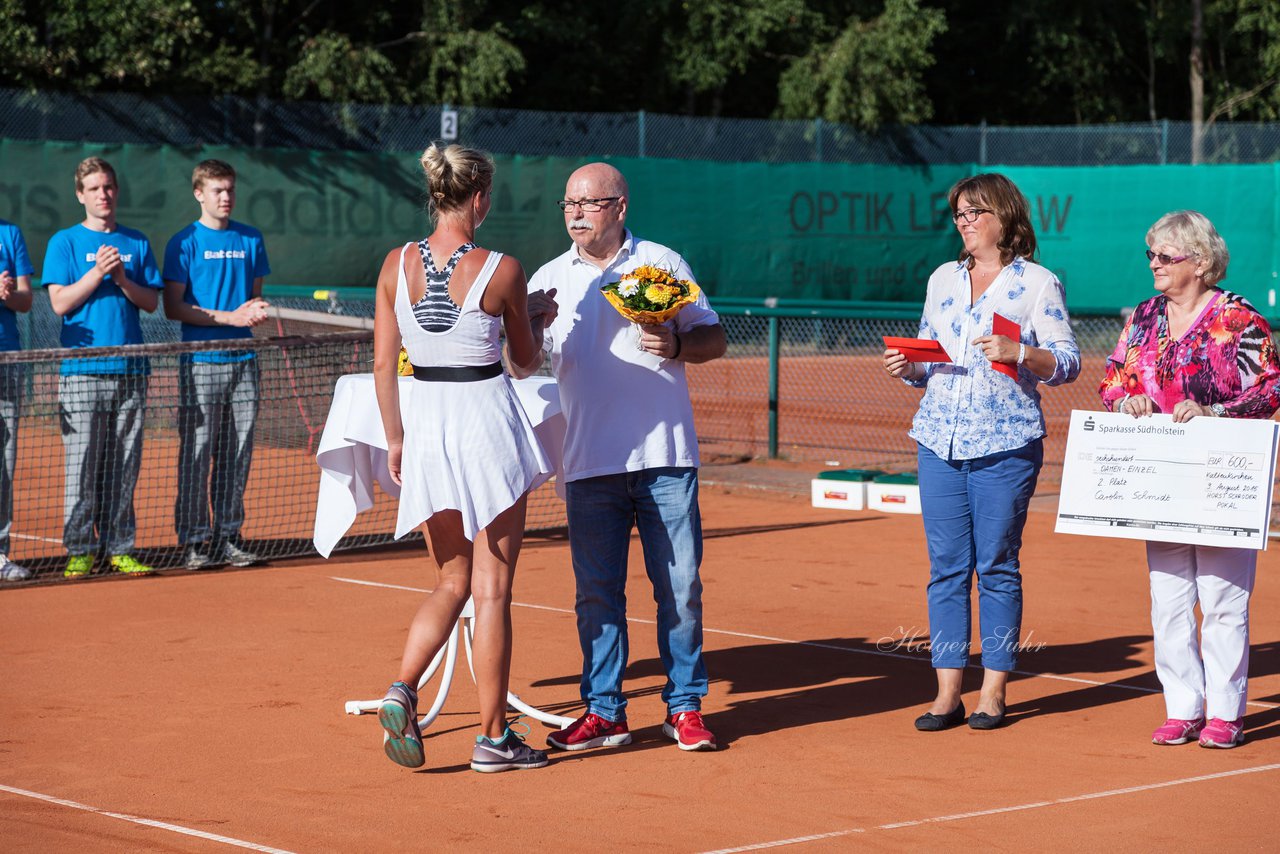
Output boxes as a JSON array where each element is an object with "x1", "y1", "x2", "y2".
[
  {"x1": 1151, "y1": 717, "x2": 1204, "y2": 745},
  {"x1": 663, "y1": 711, "x2": 717, "y2": 751},
  {"x1": 547, "y1": 712, "x2": 632, "y2": 751},
  {"x1": 1198, "y1": 717, "x2": 1244, "y2": 749}
]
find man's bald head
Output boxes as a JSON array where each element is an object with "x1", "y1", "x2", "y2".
[
  {"x1": 562, "y1": 163, "x2": 629, "y2": 266},
  {"x1": 566, "y1": 162, "x2": 629, "y2": 200}
]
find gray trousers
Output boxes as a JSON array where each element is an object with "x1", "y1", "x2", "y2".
[
  {"x1": 175, "y1": 359, "x2": 258, "y2": 544},
  {"x1": 0, "y1": 364, "x2": 22, "y2": 555},
  {"x1": 59, "y1": 373, "x2": 147, "y2": 555}
]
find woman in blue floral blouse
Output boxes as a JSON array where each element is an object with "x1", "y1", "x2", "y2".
[{"x1": 883, "y1": 173, "x2": 1081, "y2": 732}]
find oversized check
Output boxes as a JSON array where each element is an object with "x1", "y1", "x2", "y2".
[{"x1": 1055, "y1": 410, "x2": 1280, "y2": 550}]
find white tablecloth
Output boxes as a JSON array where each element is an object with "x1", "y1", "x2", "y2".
[{"x1": 313, "y1": 373, "x2": 565, "y2": 557}]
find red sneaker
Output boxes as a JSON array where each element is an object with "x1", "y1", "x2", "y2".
[
  {"x1": 663, "y1": 711, "x2": 717, "y2": 751},
  {"x1": 546, "y1": 712, "x2": 632, "y2": 751}
]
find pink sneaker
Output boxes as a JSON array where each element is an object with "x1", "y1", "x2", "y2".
[
  {"x1": 1151, "y1": 717, "x2": 1205, "y2": 745},
  {"x1": 1198, "y1": 717, "x2": 1244, "y2": 749}
]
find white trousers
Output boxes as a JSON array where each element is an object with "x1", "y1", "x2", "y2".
[{"x1": 1147, "y1": 541, "x2": 1256, "y2": 721}]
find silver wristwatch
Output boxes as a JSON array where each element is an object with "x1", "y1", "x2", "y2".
[{"x1": 1210, "y1": 402, "x2": 1227, "y2": 417}]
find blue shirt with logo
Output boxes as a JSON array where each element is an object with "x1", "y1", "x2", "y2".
[
  {"x1": 41, "y1": 223, "x2": 163, "y2": 374},
  {"x1": 1, "y1": 219, "x2": 36, "y2": 352},
  {"x1": 163, "y1": 220, "x2": 270, "y2": 364}
]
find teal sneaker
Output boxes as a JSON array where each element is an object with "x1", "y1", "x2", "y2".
[
  {"x1": 378, "y1": 681, "x2": 424, "y2": 768},
  {"x1": 471, "y1": 724, "x2": 549, "y2": 773}
]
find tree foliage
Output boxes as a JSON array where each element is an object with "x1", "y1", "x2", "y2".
[
  {"x1": 777, "y1": 0, "x2": 946, "y2": 129},
  {"x1": 1, "y1": 0, "x2": 1278, "y2": 129}
]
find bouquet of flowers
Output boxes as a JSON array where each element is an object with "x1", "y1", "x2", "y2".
[{"x1": 600, "y1": 264, "x2": 701, "y2": 325}]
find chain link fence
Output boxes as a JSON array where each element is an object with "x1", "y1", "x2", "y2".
[
  {"x1": 6, "y1": 286, "x2": 1186, "y2": 488},
  {"x1": 4, "y1": 88, "x2": 1280, "y2": 165},
  {"x1": 8, "y1": 288, "x2": 1279, "y2": 584},
  {"x1": 690, "y1": 310, "x2": 1127, "y2": 487}
]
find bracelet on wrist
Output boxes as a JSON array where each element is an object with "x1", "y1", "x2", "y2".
[{"x1": 1016, "y1": 342, "x2": 1026, "y2": 366}]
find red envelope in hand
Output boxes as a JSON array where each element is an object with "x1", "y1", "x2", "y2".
[
  {"x1": 991, "y1": 313, "x2": 1020, "y2": 379},
  {"x1": 883, "y1": 336, "x2": 951, "y2": 363}
]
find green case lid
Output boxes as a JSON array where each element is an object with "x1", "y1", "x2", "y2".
[
  {"x1": 873, "y1": 472, "x2": 919, "y2": 485},
  {"x1": 816, "y1": 469, "x2": 883, "y2": 481}
]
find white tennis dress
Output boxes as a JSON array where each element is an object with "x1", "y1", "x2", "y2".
[{"x1": 392, "y1": 242, "x2": 552, "y2": 541}]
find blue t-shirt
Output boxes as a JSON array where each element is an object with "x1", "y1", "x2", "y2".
[
  {"x1": 0, "y1": 219, "x2": 35, "y2": 352},
  {"x1": 163, "y1": 220, "x2": 270, "y2": 364},
  {"x1": 41, "y1": 223, "x2": 163, "y2": 375}
]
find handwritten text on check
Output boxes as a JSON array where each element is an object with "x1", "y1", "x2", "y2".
[{"x1": 1055, "y1": 411, "x2": 1280, "y2": 550}]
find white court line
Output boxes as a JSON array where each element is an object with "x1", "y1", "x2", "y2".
[
  {"x1": 10, "y1": 532, "x2": 62, "y2": 544},
  {"x1": 330, "y1": 576, "x2": 1279, "y2": 710},
  {"x1": 698, "y1": 763, "x2": 1280, "y2": 853},
  {"x1": 0, "y1": 784, "x2": 297, "y2": 854}
]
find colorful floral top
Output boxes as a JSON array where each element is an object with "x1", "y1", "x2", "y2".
[
  {"x1": 906, "y1": 256, "x2": 1081, "y2": 460},
  {"x1": 1099, "y1": 289, "x2": 1280, "y2": 418}
]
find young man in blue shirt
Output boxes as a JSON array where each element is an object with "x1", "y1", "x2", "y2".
[
  {"x1": 42, "y1": 156, "x2": 164, "y2": 577},
  {"x1": 163, "y1": 160, "x2": 270, "y2": 570},
  {"x1": 0, "y1": 218, "x2": 35, "y2": 581}
]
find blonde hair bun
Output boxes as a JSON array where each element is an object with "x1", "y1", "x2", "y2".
[{"x1": 420, "y1": 143, "x2": 494, "y2": 217}]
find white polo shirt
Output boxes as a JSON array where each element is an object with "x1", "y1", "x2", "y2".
[{"x1": 528, "y1": 230, "x2": 720, "y2": 483}]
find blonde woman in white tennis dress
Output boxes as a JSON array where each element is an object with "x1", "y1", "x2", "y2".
[{"x1": 371, "y1": 143, "x2": 556, "y2": 773}]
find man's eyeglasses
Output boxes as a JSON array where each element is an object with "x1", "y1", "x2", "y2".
[
  {"x1": 952, "y1": 207, "x2": 992, "y2": 223},
  {"x1": 1145, "y1": 249, "x2": 1197, "y2": 265},
  {"x1": 557, "y1": 196, "x2": 621, "y2": 212}
]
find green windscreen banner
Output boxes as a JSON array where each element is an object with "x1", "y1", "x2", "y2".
[{"x1": 2, "y1": 138, "x2": 1278, "y2": 312}]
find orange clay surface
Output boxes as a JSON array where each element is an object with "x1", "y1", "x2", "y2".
[{"x1": 2, "y1": 481, "x2": 1279, "y2": 852}]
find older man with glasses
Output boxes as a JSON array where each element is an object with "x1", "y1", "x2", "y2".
[{"x1": 514, "y1": 162, "x2": 727, "y2": 753}]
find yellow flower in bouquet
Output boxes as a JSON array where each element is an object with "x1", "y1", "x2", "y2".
[
  {"x1": 600, "y1": 264, "x2": 701, "y2": 324},
  {"x1": 397, "y1": 346, "x2": 413, "y2": 376}
]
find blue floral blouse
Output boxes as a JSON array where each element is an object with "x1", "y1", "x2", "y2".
[{"x1": 905, "y1": 256, "x2": 1081, "y2": 460}]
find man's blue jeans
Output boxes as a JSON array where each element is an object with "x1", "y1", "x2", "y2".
[
  {"x1": 917, "y1": 440, "x2": 1043, "y2": 672},
  {"x1": 565, "y1": 466, "x2": 708, "y2": 722}
]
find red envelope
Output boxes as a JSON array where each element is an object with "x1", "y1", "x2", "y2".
[
  {"x1": 991, "y1": 313, "x2": 1020, "y2": 379},
  {"x1": 882, "y1": 336, "x2": 951, "y2": 363}
]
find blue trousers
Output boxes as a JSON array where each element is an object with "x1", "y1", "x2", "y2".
[
  {"x1": 565, "y1": 467, "x2": 708, "y2": 722},
  {"x1": 917, "y1": 440, "x2": 1043, "y2": 672}
]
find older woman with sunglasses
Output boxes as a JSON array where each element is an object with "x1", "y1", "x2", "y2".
[
  {"x1": 883, "y1": 173, "x2": 1080, "y2": 732},
  {"x1": 1099, "y1": 210, "x2": 1280, "y2": 749}
]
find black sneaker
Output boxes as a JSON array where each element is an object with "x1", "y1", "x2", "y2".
[
  {"x1": 184, "y1": 543, "x2": 217, "y2": 570},
  {"x1": 470, "y1": 725, "x2": 549, "y2": 773},
  {"x1": 220, "y1": 539, "x2": 261, "y2": 567}
]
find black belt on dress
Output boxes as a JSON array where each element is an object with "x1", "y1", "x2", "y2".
[{"x1": 411, "y1": 361, "x2": 504, "y2": 382}]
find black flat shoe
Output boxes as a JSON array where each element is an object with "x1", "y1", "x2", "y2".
[
  {"x1": 968, "y1": 710, "x2": 1006, "y2": 730},
  {"x1": 914, "y1": 702, "x2": 966, "y2": 732}
]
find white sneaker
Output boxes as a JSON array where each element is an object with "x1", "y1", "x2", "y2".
[{"x1": 0, "y1": 554, "x2": 32, "y2": 581}]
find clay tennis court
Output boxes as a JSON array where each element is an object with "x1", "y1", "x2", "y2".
[{"x1": 3, "y1": 472, "x2": 1278, "y2": 852}]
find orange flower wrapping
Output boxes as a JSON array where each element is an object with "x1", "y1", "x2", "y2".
[{"x1": 600, "y1": 264, "x2": 701, "y2": 324}]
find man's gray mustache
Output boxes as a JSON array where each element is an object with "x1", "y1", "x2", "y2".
[{"x1": 569, "y1": 219, "x2": 593, "y2": 230}]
